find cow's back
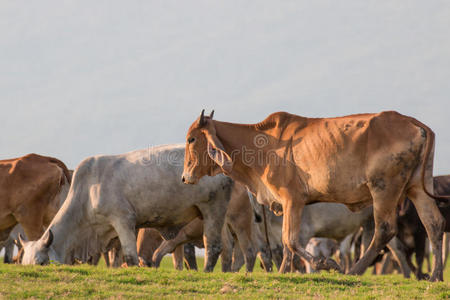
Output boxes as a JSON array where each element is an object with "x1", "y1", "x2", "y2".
[
  {"x1": 0, "y1": 154, "x2": 64, "y2": 209},
  {"x1": 280, "y1": 111, "x2": 428, "y2": 206},
  {"x1": 0, "y1": 154, "x2": 68, "y2": 239}
]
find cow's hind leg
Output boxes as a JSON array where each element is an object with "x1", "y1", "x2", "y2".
[
  {"x1": 407, "y1": 186, "x2": 445, "y2": 282},
  {"x1": 349, "y1": 187, "x2": 401, "y2": 276}
]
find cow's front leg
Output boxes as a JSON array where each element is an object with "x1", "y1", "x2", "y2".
[
  {"x1": 3, "y1": 236, "x2": 16, "y2": 264},
  {"x1": 282, "y1": 198, "x2": 342, "y2": 273},
  {"x1": 220, "y1": 225, "x2": 234, "y2": 272},
  {"x1": 202, "y1": 213, "x2": 224, "y2": 272},
  {"x1": 111, "y1": 219, "x2": 139, "y2": 266}
]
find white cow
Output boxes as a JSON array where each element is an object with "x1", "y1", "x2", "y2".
[{"x1": 20, "y1": 145, "x2": 232, "y2": 271}]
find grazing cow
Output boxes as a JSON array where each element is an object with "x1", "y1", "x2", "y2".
[
  {"x1": 20, "y1": 145, "x2": 232, "y2": 272},
  {"x1": 182, "y1": 110, "x2": 448, "y2": 281},
  {"x1": 152, "y1": 182, "x2": 273, "y2": 272},
  {"x1": 0, "y1": 154, "x2": 71, "y2": 244}
]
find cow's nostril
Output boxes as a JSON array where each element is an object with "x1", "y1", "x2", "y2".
[{"x1": 181, "y1": 176, "x2": 185, "y2": 183}]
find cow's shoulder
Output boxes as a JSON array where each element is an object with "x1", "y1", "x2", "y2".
[
  {"x1": 255, "y1": 111, "x2": 307, "y2": 131},
  {"x1": 366, "y1": 110, "x2": 416, "y2": 126}
]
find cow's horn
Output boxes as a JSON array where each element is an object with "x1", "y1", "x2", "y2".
[
  {"x1": 209, "y1": 110, "x2": 214, "y2": 120},
  {"x1": 18, "y1": 233, "x2": 27, "y2": 246},
  {"x1": 43, "y1": 230, "x2": 54, "y2": 248},
  {"x1": 198, "y1": 109, "x2": 206, "y2": 126}
]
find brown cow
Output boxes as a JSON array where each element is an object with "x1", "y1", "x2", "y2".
[
  {"x1": 0, "y1": 154, "x2": 71, "y2": 244},
  {"x1": 182, "y1": 110, "x2": 447, "y2": 281}
]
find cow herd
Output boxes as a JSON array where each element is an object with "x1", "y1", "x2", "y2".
[{"x1": 0, "y1": 110, "x2": 449, "y2": 282}]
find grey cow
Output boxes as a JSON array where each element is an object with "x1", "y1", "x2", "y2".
[{"x1": 20, "y1": 144, "x2": 232, "y2": 271}]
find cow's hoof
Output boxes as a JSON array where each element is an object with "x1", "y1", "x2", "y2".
[
  {"x1": 123, "y1": 255, "x2": 139, "y2": 267},
  {"x1": 429, "y1": 272, "x2": 443, "y2": 282},
  {"x1": 416, "y1": 272, "x2": 429, "y2": 281}
]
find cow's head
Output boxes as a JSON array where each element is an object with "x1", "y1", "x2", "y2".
[
  {"x1": 19, "y1": 230, "x2": 53, "y2": 265},
  {"x1": 182, "y1": 109, "x2": 233, "y2": 184}
]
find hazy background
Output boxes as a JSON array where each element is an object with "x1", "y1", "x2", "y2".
[{"x1": 1, "y1": 1, "x2": 449, "y2": 174}]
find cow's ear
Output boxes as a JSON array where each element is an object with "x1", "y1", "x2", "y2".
[
  {"x1": 41, "y1": 230, "x2": 54, "y2": 249},
  {"x1": 203, "y1": 131, "x2": 233, "y2": 173}
]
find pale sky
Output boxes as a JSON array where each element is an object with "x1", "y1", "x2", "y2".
[{"x1": 1, "y1": 1, "x2": 449, "y2": 174}]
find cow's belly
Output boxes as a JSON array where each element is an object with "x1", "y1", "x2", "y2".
[
  {"x1": 307, "y1": 176, "x2": 371, "y2": 205},
  {"x1": 135, "y1": 205, "x2": 200, "y2": 229}
]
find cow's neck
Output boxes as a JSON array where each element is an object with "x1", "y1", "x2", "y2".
[
  {"x1": 213, "y1": 120, "x2": 275, "y2": 201},
  {"x1": 46, "y1": 196, "x2": 89, "y2": 263}
]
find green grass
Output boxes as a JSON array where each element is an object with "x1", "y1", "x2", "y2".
[{"x1": 0, "y1": 258, "x2": 449, "y2": 299}]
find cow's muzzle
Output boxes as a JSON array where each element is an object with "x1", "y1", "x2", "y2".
[{"x1": 181, "y1": 173, "x2": 197, "y2": 184}]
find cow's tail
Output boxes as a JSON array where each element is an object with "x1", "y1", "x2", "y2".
[
  {"x1": 413, "y1": 120, "x2": 450, "y2": 201},
  {"x1": 48, "y1": 157, "x2": 72, "y2": 185}
]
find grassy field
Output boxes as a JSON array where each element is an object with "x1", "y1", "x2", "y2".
[{"x1": 0, "y1": 257, "x2": 449, "y2": 299}]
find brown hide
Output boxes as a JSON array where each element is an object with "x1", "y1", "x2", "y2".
[
  {"x1": 0, "y1": 154, "x2": 71, "y2": 242},
  {"x1": 183, "y1": 110, "x2": 446, "y2": 281}
]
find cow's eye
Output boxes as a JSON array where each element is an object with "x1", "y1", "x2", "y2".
[{"x1": 188, "y1": 137, "x2": 195, "y2": 144}]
